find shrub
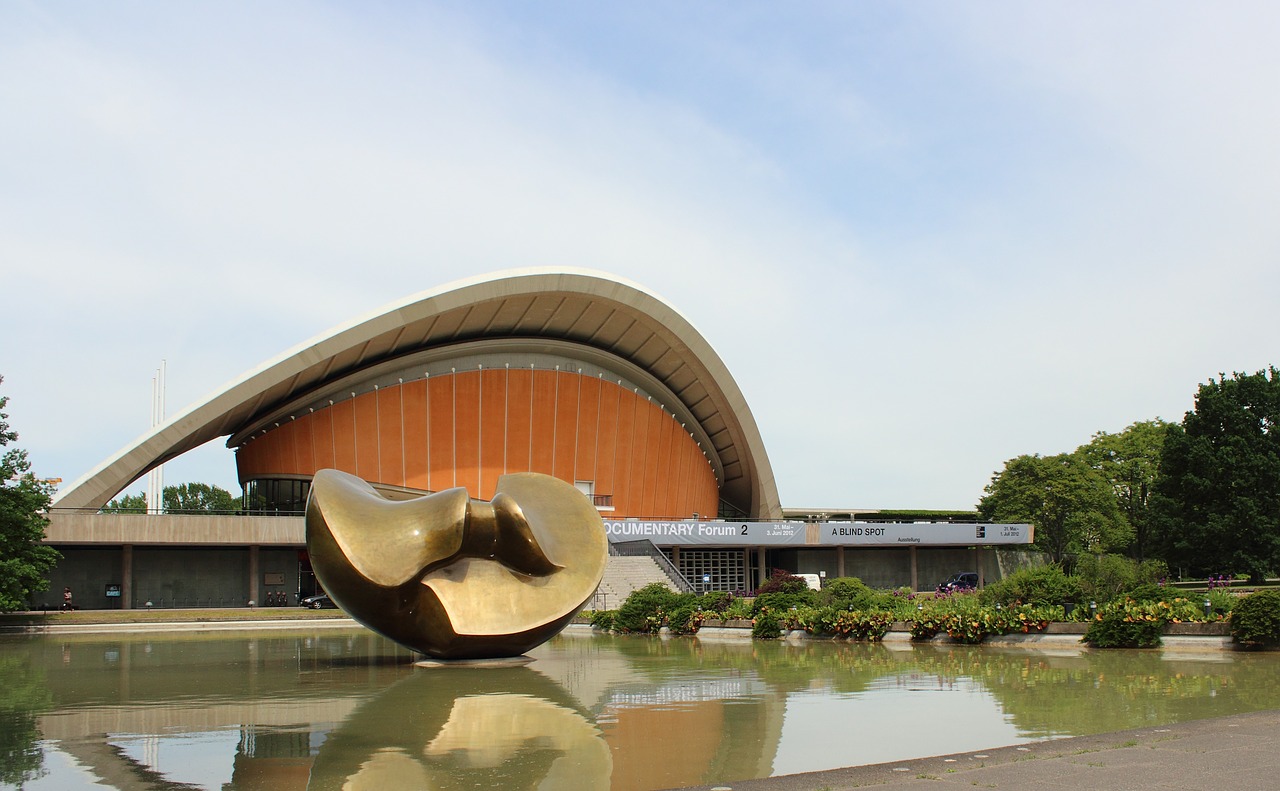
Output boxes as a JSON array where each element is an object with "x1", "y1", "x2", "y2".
[
  {"x1": 792, "y1": 606, "x2": 895, "y2": 641},
  {"x1": 721, "y1": 596, "x2": 755, "y2": 620},
  {"x1": 1083, "y1": 604, "x2": 1164, "y2": 648},
  {"x1": 821, "y1": 577, "x2": 875, "y2": 608},
  {"x1": 666, "y1": 601, "x2": 701, "y2": 635},
  {"x1": 943, "y1": 610, "x2": 1002, "y2": 644},
  {"x1": 1207, "y1": 588, "x2": 1236, "y2": 615},
  {"x1": 756, "y1": 569, "x2": 811, "y2": 595},
  {"x1": 1074, "y1": 554, "x2": 1163, "y2": 604},
  {"x1": 978, "y1": 564, "x2": 1080, "y2": 606},
  {"x1": 615, "y1": 583, "x2": 678, "y2": 633},
  {"x1": 882, "y1": 587, "x2": 920, "y2": 615},
  {"x1": 751, "y1": 611, "x2": 783, "y2": 638},
  {"x1": 589, "y1": 609, "x2": 616, "y2": 631},
  {"x1": 996, "y1": 603, "x2": 1061, "y2": 634},
  {"x1": 699, "y1": 590, "x2": 732, "y2": 612},
  {"x1": 909, "y1": 611, "x2": 944, "y2": 640},
  {"x1": 1230, "y1": 589, "x2": 1280, "y2": 648},
  {"x1": 835, "y1": 610, "x2": 895, "y2": 640},
  {"x1": 909, "y1": 590, "x2": 978, "y2": 640},
  {"x1": 1136, "y1": 558, "x2": 1170, "y2": 585},
  {"x1": 1125, "y1": 583, "x2": 1167, "y2": 603},
  {"x1": 751, "y1": 590, "x2": 818, "y2": 616},
  {"x1": 1080, "y1": 598, "x2": 1208, "y2": 648}
]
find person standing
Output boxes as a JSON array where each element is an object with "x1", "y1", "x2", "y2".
[{"x1": 61, "y1": 587, "x2": 73, "y2": 611}]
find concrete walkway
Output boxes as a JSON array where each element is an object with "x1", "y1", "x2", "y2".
[{"x1": 675, "y1": 709, "x2": 1280, "y2": 791}]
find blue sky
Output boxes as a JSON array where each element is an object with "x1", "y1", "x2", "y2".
[{"x1": 3, "y1": 1, "x2": 1278, "y2": 510}]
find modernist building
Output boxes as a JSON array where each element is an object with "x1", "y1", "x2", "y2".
[{"x1": 44, "y1": 269, "x2": 1028, "y2": 610}]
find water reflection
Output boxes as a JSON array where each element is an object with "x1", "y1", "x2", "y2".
[
  {"x1": 0, "y1": 652, "x2": 52, "y2": 786},
  {"x1": 308, "y1": 668, "x2": 610, "y2": 790},
  {"x1": 3, "y1": 630, "x2": 1280, "y2": 790}
]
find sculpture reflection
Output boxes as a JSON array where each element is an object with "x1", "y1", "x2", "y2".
[
  {"x1": 306, "y1": 667, "x2": 611, "y2": 790},
  {"x1": 305, "y1": 470, "x2": 607, "y2": 659}
]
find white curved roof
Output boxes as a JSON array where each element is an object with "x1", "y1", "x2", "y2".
[{"x1": 54, "y1": 269, "x2": 783, "y2": 518}]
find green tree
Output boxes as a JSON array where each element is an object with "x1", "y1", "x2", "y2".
[
  {"x1": 1079, "y1": 420, "x2": 1168, "y2": 561},
  {"x1": 101, "y1": 491, "x2": 147, "y2": 513},
  {"x1": 978, "y1": 453, "x2": 1129, "y2": 566},
  {"x1": 102, "y1": 484, "x2": 238, "y2": 514},
  {"x1": 0, "y1": 377, "x2": 61, "y2": 612},
  {"x1": 162, "y1": 482, "x2": 238, "y2": 513},
  {"x1": 1152, "y1": 368, "x2": 1280, "y2": 582}
]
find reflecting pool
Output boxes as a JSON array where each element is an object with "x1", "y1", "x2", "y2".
[{"x1": 3, "y1": 628, "x2": 1280, "y2": 790}]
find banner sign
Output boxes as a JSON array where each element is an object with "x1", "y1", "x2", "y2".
[
  {"x1": 604, "y1": 520, "x2": 1032, "y2": 547},
  {"x1": 823, "y1": 522, "x2": 1032, "y2": 546},
  {"x1": 605, "y1": 520, "x2": 808, "y2": 546}
]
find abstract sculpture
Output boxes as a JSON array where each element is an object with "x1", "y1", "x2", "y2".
[{"x1": 305, "y1": 469, "x2": 607, "y2": 659}]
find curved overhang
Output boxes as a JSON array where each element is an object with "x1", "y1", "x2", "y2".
[{"x1": 53, "y1": 269, "x2": 783, "y2": 518}]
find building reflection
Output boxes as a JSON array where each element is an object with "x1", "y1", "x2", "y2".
[
  {"x1": 15, "y1": 629, "x2": 1280, "y2": 790},
  {"x1": 305, "y1": 666, "x2": 610, "y2": 790}
]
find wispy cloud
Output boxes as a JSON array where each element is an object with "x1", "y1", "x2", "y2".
[{"x1": 3, "y1": 1, "x2": 1277, "y2": 508}]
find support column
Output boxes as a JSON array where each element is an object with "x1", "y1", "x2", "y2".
[
  {"x1": 837, "y1": 546, "x2": 846, "y2": 578},
  {"x1": 910, "y1": 545, "x2": 918, "y2": 593},
  {"x1": 122, "y1": 545, "x2": 133, "y2": 610},
  {"x1": 249, "y1": 545, "x2": 260, "y2": 606},
  {"x1": 975, "y1": 548, "x2": 984, "y2": 588}
]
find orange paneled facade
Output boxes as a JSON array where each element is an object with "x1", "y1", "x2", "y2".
[{"x1": 236, "y1": 369, "x2": 719, "y2": 519}]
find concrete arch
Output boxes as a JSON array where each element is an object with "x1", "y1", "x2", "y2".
[{"x1": 54, "y1": 269, "x2": 782, "y2": 518}]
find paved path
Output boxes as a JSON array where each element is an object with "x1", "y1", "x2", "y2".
[{"x1": 676, "y1": 709, "x2": 1280, "y2": 791}]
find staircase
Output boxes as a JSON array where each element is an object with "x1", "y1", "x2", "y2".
[{"x1": 591, "y1": 555, "x2": 675, "y2": 610}]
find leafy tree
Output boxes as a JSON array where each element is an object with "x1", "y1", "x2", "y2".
[
  {"x1": 102, "y1": 484, "x2": 238, "y2": 514},
  {"x1": 101, "y1": 492, "x2": 147, "y2": 513},
  {"x1": 1078, "y1": 420, "x2": 1168, "y2": 561},
  {"x1": 978, "y1": 453, "x2": 1129, "y2": 566},
  {"x1": 1152, "y1": 368, "x2": 1280, "y2": 582},
  {"x1": 1073, "y1": 554, "x2": 1167, "y2": 603},
  {"x1": 162, "y1": 482, "x2": 238, "y2": 513},
  {"x1": 0, "y1": 377, "x2": 61, "y2": 612}
]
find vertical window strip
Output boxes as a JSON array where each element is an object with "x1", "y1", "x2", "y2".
[
  {"x1": 573, "y1": 371, "x2": 582, "y2": 484},
  {"x1": 594, "y1": 373, "x2": 603, "y2": 498},
  {"x1": 374, "y1": 385, "x2": 381, "y2": 483},
  {"x1": 350, "y1": 392, "x2": 358, "y2": 478},
  {"x1": 503, "y1": 364, "x2": 510, "y2": 476},
  {"x1": 399, "y1": 379, "x2": 406, "y2": 487},
  {"x1": 612, "y1": 381, "x2": 624, "y2": 515},
  {"x1": 528, "y1": 364, "x2": 535, "y2": 472},
  {"x1": 551, "y1": 366, "x2": 559, "y2": 478},
  {"x1": 424, "y1": 374, "x2": 431, "y2": 492},
  {"x1": 451, "y1": 369, "x2": 457, "y2": 490}
]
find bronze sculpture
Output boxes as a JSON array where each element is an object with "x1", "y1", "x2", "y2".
[{"x1": 305, "y1": 469, "x2": 607, "y2": 659}]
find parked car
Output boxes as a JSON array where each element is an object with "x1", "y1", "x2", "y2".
[
  {"x1": 300, "y1": 593, "x2": 338, "y2": 609},
  {"x1": 940, "y1": 572, "x2": 979, "y2": 591}
]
